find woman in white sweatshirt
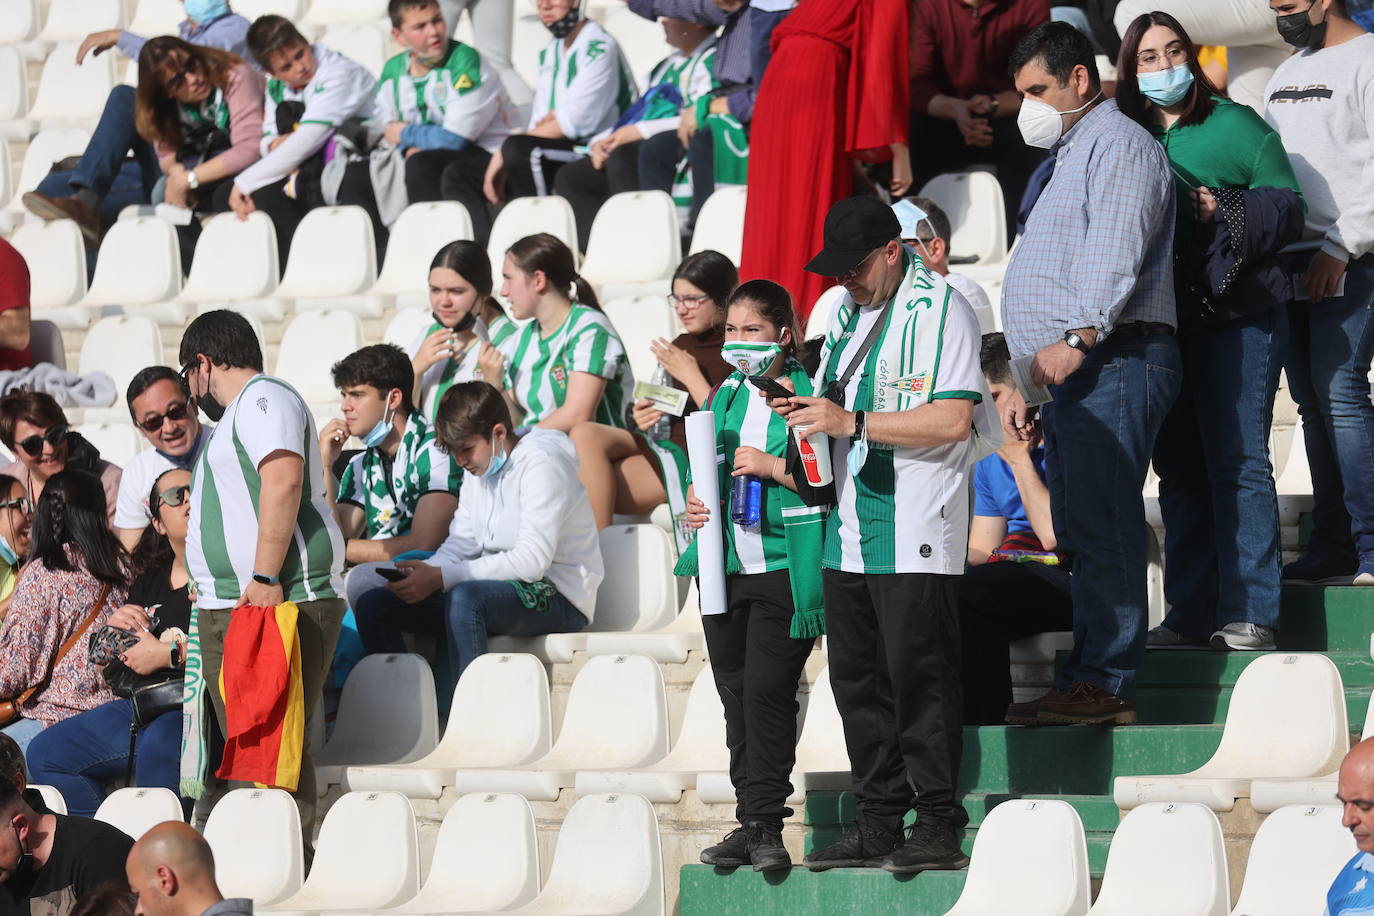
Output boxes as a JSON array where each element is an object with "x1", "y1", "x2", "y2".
[{"x1": 350, "y1": 380, "x2": 603, "y2": 679}]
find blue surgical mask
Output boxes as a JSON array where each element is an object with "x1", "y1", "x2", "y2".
[
  {"x1": 1138, "y1": 65, "x2": 1194, "y2": 107},
  {"x1": 183, "y1": 0, "x2": 229, "y2": 26},
  {"x1": 0, "y1": 535, "x2": 17, "y2": 568},
  {"x1": 482, "y1": 432, "x2": 508, "y2": 477},
  {"x1": 362, "y1": 403, "x2": 396, "y2": 449}
]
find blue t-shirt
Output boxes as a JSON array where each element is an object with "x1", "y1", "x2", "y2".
[
  {"x1": 1326, "y1": 852, "x2": 1374, "y2": 915},
  {"x1": 973, "y1": 447, "x2": 1047, "y2": 535}
]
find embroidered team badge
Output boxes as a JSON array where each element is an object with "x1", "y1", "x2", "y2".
[
  {"x1": 551, "y1": 365, "x2": 568, "y2": 387},
  {"x1": 887, "y1": 372, "x2": 929, "y2": 398},
  {"x1": 256, "y1": 397, "x2": 269, "y2": 413},
  {"x1": 454, "y1": 72, "x2": 474, "y2": 91},
  {"x1": 586, "y1": 39, "x2": 606, "y2": 61}
]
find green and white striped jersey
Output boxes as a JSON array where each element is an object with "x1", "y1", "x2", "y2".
[
  {"x1": 816, "y1": 254, "x2": 986, "y2": 576},
  {"x1": 499, "y1": 303, "x2": 634, "y2": 428},
  {"x1": 188, "y1": 375, "x2": 344, "y2": 609},
  {"x1": 336, "y1": 409, "x2": 461, "y2": 539},
  {"x1": 375, "y1": 39, "x2": 519, "y2": 153},
  {"x1": 530, "y1": 21, "x2": 636, "y2": 142}
]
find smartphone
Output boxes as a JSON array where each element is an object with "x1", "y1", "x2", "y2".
[
  {"x1": 747, "y1": 375, "x2": 794, "y2": 399},
  {"x1": 376, "y1": 567, "x2": 407, "y2": 582}
]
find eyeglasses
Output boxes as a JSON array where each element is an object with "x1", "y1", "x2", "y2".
[
  {"x1": 16, "y1": 425, "x2": 69, "y2": 458},
  {"x1": 666, "y1": 294, "x2": 712, "y2": 309},
  {"x1": 0, "y1": 497, "x2": 31, "y2": 515},
  {"x1": 162, "y1": 54, "x2": 203, "y2": 94},
  {"x1": 840, "y1": 247, "x2": 884, "y2": 281},
  {"x1": 137, "y1": 402, "x2": 191, "y2": 433},
  {"x1": 1136, "y1": 46, "x2": 1188, "y2": 68},
  {"x1": 156, "y1": 484, "x2": 192, "y2": 509}
]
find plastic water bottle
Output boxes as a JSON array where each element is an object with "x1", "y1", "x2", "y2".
[
  {"x1": 730, "y1": 473, "x2": 762, "y2": 528},
  {"x1": 650, "y1": 365, "x2": 673, "y2": 442}
]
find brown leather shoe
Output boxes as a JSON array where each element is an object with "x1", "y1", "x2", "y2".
[
  {"x1": 1036, "y1": 682, "x2": 1137, "y2": 725},
  {"x1": 21, "y1": 191, "x2": 100, "y2": 245},
  {"x1": 1005, "y1": 688, "x2": 1064, "y2": 726}
]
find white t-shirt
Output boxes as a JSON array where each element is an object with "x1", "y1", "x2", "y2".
[
  {"x1": 114, "y1": 428, "x2": 209, "y2": 530},
  {"x1": 529, "y1": 21, "x2": 635, "y2": 142},
  {"x1": 946, "y1": 272, "x2": 994, "y2": 334}
]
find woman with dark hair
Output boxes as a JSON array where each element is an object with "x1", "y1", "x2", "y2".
[
  {"x1": 679, "y1": 279, "x2": 820, "y2": 872},
  {"x1": 28, "y1": 468, "x2": 191, "y2": 816},
  {"x1": 0, "y1": 471, "x2": 128, "y2": 753},
  {"x1": 409, "y1": 240, "x2": 518, "y2": 420},
  {"x1": 351, "y1": 381, "x2": 601, "y2": 680},
  {"x1": 0, "y1": 474, "x2": 33, "y2": 621},
  {"x1": 494, "y1": 233, "x2": 634, "y2": 432},
  {"x1": 134, "y1": 36, "x2": 265, "y2": 217},
  {"x1": 1115, "y1": 11, "x2": 1304, "y2": 651},
  {"x1": 0, "y1": 390, "x2": 122, "y2": 527},
  {"x1": 569, "y1": 250, "x2": 737, "y2": 544}
]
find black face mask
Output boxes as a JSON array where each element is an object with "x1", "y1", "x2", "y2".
[
  {"x1": 194, "y1": 364, "x2": 226, "y2": 423},
  {"x1": 1277, "y1": 1, "x2": 1327, "y2": 49},
  {"x1": 434, "y1": 310, "x2": 476, "y2": 335},
  {"x1": 545, "y1": 7, "x2": 580, "y2": 39}
]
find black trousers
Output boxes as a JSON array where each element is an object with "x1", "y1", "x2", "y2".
[
  {"x1": 251, "y1": 159, "x2": 386, "y2": 268},
  {"x1": 958, "y1": 560, "x2": 1074, "y2": 725},
  {"x1": 500, "y1": 134, "x2": 580, "y2": 199},
  {"x1": 406, "y1": 146, "x2": 495, "y2": 246},
  {"x1": 553, "y1": 141, "x2": 642, "y2": 252},
  {"x1": 701, "y1": 570, "x2": 815, "y2": 828},
  {"x1": 637, "y1": 128, "x2": 715, "y2": 228},
  {"x1": 823, "y1": 569, "x2": 967, "y2": 830}
]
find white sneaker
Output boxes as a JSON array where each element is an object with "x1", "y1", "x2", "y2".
[{"x1": 1210, "y1": 623, "x2": 1276, "y2": 651}]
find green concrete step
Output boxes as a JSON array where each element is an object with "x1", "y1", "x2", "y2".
[
  {"x1": 680, "y1": 864, "x2": 970, "y2": 916},
  {"x1": 1278, "y1": 585, "x2": 1374, "y2": 652},
  {"x1": 1133, "y1": 650, "x2": 1374, "y2": 686},
  {"x1": 805, "y1": 792, "x2": 1120, "y2": 833},
  {"x1": 802, "y1": 822, "x2": 1114, "y2": 873}
]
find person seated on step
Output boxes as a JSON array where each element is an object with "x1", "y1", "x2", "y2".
[{"x1": 959, "y1": 332, "x2": 1073, "y2": 725}]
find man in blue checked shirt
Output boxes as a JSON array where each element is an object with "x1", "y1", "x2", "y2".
[
  {"x1": 998, "y1": 22, "x2": 1180, "y2": 727},
  {"x1": 1328, "y1": 738, "x2": 1374, "y2": 916}
]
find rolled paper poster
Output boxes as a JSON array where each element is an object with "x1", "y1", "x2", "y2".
[{"x1": 684, "y1": 410, "x2": 727, "y2": 615}]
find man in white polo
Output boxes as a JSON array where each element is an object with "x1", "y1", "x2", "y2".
[{"x1": 115, "y1": 366, "x2": 209, "y2": 550}]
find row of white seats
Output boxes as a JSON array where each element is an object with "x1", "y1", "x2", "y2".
[{"x1": 947, "y1": 799, "x2": 1351, "y2": 916}]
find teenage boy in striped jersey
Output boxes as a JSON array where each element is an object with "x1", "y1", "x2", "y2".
[{"x1": 179, "y1": 309, "x2": 345, "y2": 843}]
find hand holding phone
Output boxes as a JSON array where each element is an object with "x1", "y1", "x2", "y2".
[
  {"x1": 748, "y1": 375, "x2": 795, "y2": 399},
  {"x1": 377, "y1": 567, "x2": 407, "y2": 582}
]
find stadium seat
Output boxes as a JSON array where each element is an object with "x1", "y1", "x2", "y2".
[
  {"x1": 316, "y1": 653, "x2": 440, "y2": 789},
  {"x1": 579, "y1": 598, "x2": 705, "y2": 664},
  {"x1": 369, "y1": 201, "x2": 476, "y2": 311},
  {"x1": 27, "y1": 41, "x2": 118, "y2": 127},
  {"x1": 575, "y1": 663, "x2": 727, "y2": 802},
  {"x1": 78, "y1": 423, "x2": 144, "y2": 466},
  {"x1": 501, "y1": 792, "x2": 664, "y2": 916},
  {"x1": 0, "y1": 0, "x2": 40, "y2": 44},
  {"x1": 29, "y1": 320, "x2": 66, "y2": 370},
  {"x1": 38, "y1": 0, "x2": 125, "y2": 42},
  {"x1": 30, "y1": 785, "x2": 67, "y2": 815},
  {"x1": 81, "y1": 215, "x2": 184, "y2": 320},
  {"x1": 346, "y1": 653, "x2": 551, "y2": 799},
  {"x1": 203, "y1": 788, "x2": 304, "y2": 908},
  {"x1": 602, "y1": 296, "x2": 680, "y2": 384},
  {"x1": 1252, "y1": 687, "x2": 1374, "y2": 812},
  {"x1": 2, "y1": 127, "x2": 92, "y2": 229},
  {"x1": 1114, "y1": 654, "x2": 1349, "y2": 812},
  {"x1": 318, "y1": 23, "x2": 388, "y2": 77},
  {"x1": 452, "y1": 654, "x2": 669, "y2": 801},
  {"x1": 231, "y1": 0, "x2": 307, "y2": 19},
  {"x1": 274, "y1": 310, "x2": 364, "y2": 406},
  {"x1": 274, "y1": 206, "x2": 380, "y2": 316},
  {"x1": 380, "y1": 792, "x2": 541, "y2": 913},
  {"x1": 302, "y1": 0, "x2": 388, "y2": 26},
  {"x1": 94, "y1": 787, "x2": 184, "y2": 839},
  {"x1": 918, "y1": 170, "x2": 1009, "y2": 270},
  {"x1": 1229, "y1": 804, "x2": 1351, "y2": 916},
  {"x1": 10, "y1": 220, "x2": 90, "y2": 329},
  {"x1": 487, "y1": 196, "x2": 580, "y2": 288},
  {"x1": 382, "y1": 307, "x2": 433, "y2": 350},
  {"x1": 1277, "y1": 428, "x2": 1314, "y2": 527},
  {"x1": 602, "y1": 5, "x2": 669, "y2": 90},
  {"x1": 688, "y1": 186, "x2": 746, "y2": 266},
  {"x1": 261, "y1": 791, "x2": 420, "y2": 916},
  {"x1": 581, "y1": 191, "x2": 682, "y2": 302},
  {"x1": 78, "y1": 315, "x2": 164, "y2": 404},
  {"x1": 177, "y1": 212, "x2": 285, "y2": 322},
  {"x1": 805, "y1": 285, "x2": 846, "y2": 339},
  {"x1": 944, "y1": 798, "x2": 1091, "y2": 916},
  {"x1": 0, "y1": 47, "x2": 33, "y2": 140},
  {"x1": 1088, "y1": 803, "x2": 1229, "y2": 916},
  {"x1": 128, "y1": 0, "x2": 185, "y2": 36}
]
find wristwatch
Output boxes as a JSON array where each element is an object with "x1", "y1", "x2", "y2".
[
  {"x1": 252, "y1": 572, "x2": 279, "y2": 585},
  {"x1": 852, "y1": 410, "x2": 866, "y2": 440},
  {"x1": 186, "y1": 169, "x2": 200, "y2": 190},
  {"x1": 987, "y1": 97, "x2": 1000, "y2": 116},
  {"x1": 1063, "y1": 331, "x2": 1092, "y2": 353}
]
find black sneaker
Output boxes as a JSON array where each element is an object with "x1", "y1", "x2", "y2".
[
  {"x1": 745, "y1": 821, "x2": 792, "y2": 872},
  {"x1": 802, "y1": 822, "x2": 902, "y2": 871},
  {"x1": 700, "y1": 827, "x2": 751, "y2": 867},
  {"x1": 1283, "y1": 551, "x2": 1358, "y2": 584},
  {"x1": 882, "y1": 819, "x2": 970, "y2": 874}
]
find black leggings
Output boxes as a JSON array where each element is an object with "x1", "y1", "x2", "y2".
[
  {"x1": 500, "y1": 134, "x2": 581, "y2": 199},
  {"x1": 404, "y1": 146, "x2": 495, "y2": 245}
]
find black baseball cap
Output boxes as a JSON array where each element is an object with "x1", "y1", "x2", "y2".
[{"x1": 804, "y1": 196, "x2": 902, "y2": 277}]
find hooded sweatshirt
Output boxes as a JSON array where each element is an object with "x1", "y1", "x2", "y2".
[{"x1": 427, "y1": 429, "x2": 602, "y2": 621}]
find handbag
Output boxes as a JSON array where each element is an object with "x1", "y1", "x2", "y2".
[
  {"x1": 0, "y1": 582, "x2": 112, "y2": 727},
  {"x1": 96, "y1": 635, "x2": 185, "y2": 785}
]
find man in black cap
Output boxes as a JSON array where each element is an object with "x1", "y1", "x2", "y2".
[{"x1": 769, "y1": 195, "x2": 992, "y2": 874}]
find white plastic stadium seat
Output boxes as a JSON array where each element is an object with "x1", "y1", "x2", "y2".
[
  {"x1": 78, "y1": 423, "x2": 144, "y2": 466},
  {"x1": 347, "y1": 653, "x2": 551, "y2": 798},
  {"x1": 29, "y1": 320, "x2": 67, "y2": 370},
  {"x1": 579, "y1": 598, "x2": 705, "y2": 664},
  {"x1": 688, "y1": 186, "x2": 746, "y2": 266},
  {"x1": 274, "y1": 310, "x2": 364, "y2": 406},
  {"x1": 10, "y1": 220, "x2": 90, "y2": 329},
  {"x1": 1114, "y1": 654, "x2": 1348, "y2": 812},
  {"x1": 918, "y1": 170, "x2": 1008, "y2": 271},
  {"x1": 3, "y1": 127, "x2": 92, "y2": 225},
  {"x1": 575, "y1": 663, "x2": 727, "y2": 802},
  {"x1": 27, "y1": 41, "x2": 118, "y2": 127},
  {"x1": 274, "y1": 206, "x2": 380, "y2": 316},
  {"x1": 38, "y1": 0, "x2": 125, "y2": 42},
  {"x1": 602, "y1": 5, "x2": 669, "y2": 93},
  {"x1": 381, "y1": 793, "x2": 541, "y2": 914},
  {"x1": 128, "y1": 0, "x2": 186, "y2": 36},
  {"x1": 94, "y1": 787, "x2": 184, "y2": 839},
  {"x1": 1088, "y1": 803, "x2": 1228, "y2": 916},
  {"x1": 178, "y1": 212, "x2": 284, "y2": 322},
  {"x1": 581, "y1": 191, "x2": 682, "y2": 301},
  {"x1": 452, "y1": 654, "x2": 669, "y2": 801},
  {"x1": 261, "y1": 791, "x2": 419, "y2": 916},
  {"x1": 487, "y1": 196, "x2": 580, "y2": 287},
  {"x1": 502, "y1": 793, "x2": 664, "y2": 916},
  {"x1": 316, "y1": 654, "x2": 439, "y2": 789},
  {"x1": 944, "y1": 798, "x2": 1091, "y2": 916},
  {"x1": 1252, "y1": 685, "x2": 1374, "y2": 813},
  {"x1": 319, "y1": 23, "x2": 388, "y2": 78},
  {"x1": 369, "y1": 201, "x2": 475, "y2": 310},
  {"x1": 30, "y1": 785, "x2": 67, "y2": 815},
  {"x1": 602, "y1": 297, "x2": 679, "y2": 384},
  {"x1": 203, "y1": 789, "x2": 304, "y2": 908},
  {"x1": 0, "y1": 0, "x2": 41, "y2": 44},
  {"x1": 1277, "y1": 428, "x2": 1314, "y2": 526},
  {"x1": 1229, "y1": 805, "x2": 1351, "y2": 916},
  {"x1": 0, "y1": 47, "x2": 33, "y2": 140},
  {"x1": 382, "y1": 307, "x2": 434, "y2": 349},
  {"x1": 78, "y1": 315, "x2": 164, "y2": 405},
  {"x1": 805, "y1": 285, "x2": 846, "y2": 340},
  {"x1": 81, "y1": 216, "x2": 184, "y2": 319},
  {"x1": 302, "y1": 0, "x2": 388, "y2": 26}
]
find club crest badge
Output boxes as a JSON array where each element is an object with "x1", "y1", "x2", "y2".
[{"x1": 887, "y1": 372, "x2": 928, "y2": 398}]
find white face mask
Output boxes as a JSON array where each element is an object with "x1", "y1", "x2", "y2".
[
  {"x1": 1017, "y1": 90, "x2": 1103, "y2": 149},
  {"x1": 720, "y1": 341, "x2": 783, "y2": 376}
]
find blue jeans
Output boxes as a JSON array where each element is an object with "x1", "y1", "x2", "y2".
[
  {"x1": 1284, "y1": 252, "x2": 1374, "y2": 562},
  {"x1": 38, "y1": 85, "x2": 160, "y2": 205},
  {"x1": 352, "y1": 579, "x2": 588, "y2": 681},
  {"x1": 1042, "y1": 330, "x2": 1183, "y2": 698},
  {"x1": 25, "y1": 699, "x2": 182, "y2": 817},
  {"x1": 1154, "y1": 308, "x2": 1286, "y2": 635}
]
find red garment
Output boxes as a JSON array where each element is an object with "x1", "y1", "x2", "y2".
[
  {"x1": 217, "y1": 603, "x2": 306, "y2": 791},
  {"x1": 739, "y1": 0, "x2": 909, "y2": 322},
  {"x1": 0, "y1": 239, "x2": 31, "y2": 371},
  {"x1": 909, "y1": 0, "x2": 1051, "y2": 114}
]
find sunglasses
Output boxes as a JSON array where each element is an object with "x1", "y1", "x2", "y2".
[
  {"x1": 156, "y1": 484, "x2": 192, "y2": 509},
  {"x1": 0, "y1": 497, "x2": 31, "y2": 514},
  {"x1": 137, "y1": 402, "x2": 191, "y2": 433},
  {"x1": 16, "y1": 425, "x2": 69, "y2": 458}
]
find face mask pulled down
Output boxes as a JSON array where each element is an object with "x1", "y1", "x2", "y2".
[{"x1": 544, "y1": 7, "x2": 581, "y2": 38}]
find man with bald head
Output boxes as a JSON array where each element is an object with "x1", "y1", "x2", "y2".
[
  {"x1": 125, "y1": 822, "x2": 249, "y2": 916},
  {"x1": 1328, "y1": 737, "x2": 1374, "y2": 914}
]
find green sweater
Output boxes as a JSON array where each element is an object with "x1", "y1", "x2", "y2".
[{"x1": 1148, "y1": 97, "x2": 1304, "y2": 247}]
